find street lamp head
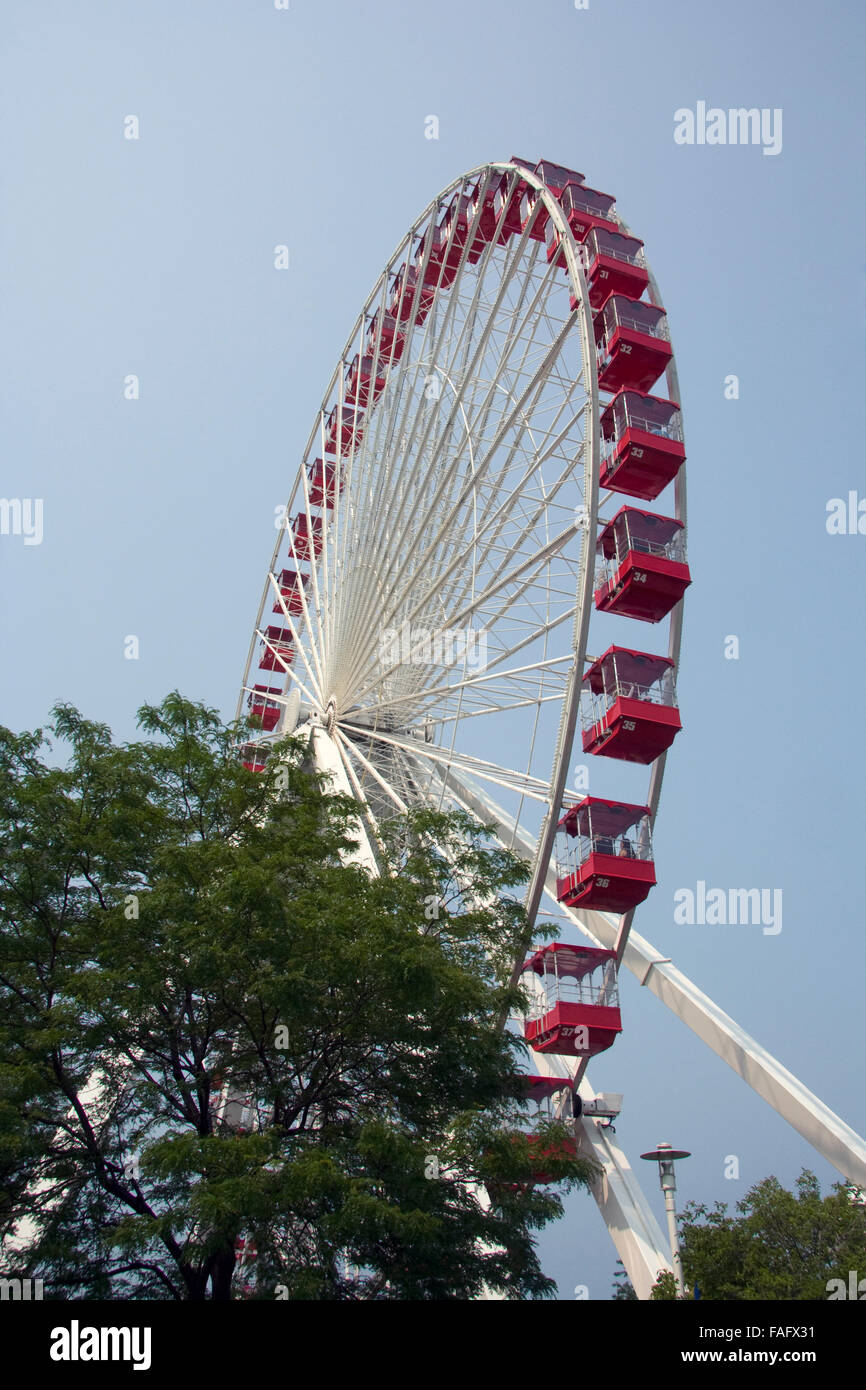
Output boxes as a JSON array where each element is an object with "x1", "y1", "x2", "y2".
[
  {"x1": 641, "y1": 1141, "x2": 691, "y2": 1192},
  {"x1": 640, "y1": 1142, "x2": 691, "y2": 1163}
]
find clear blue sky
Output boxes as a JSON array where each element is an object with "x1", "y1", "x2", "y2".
[{"x1": 1, "y1": 0, "x2": 864, "y2": 1299}]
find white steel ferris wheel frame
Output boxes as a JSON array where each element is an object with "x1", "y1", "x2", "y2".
[{"x1": 238, "y1": 161, "x2": 866, "y2": 1299}]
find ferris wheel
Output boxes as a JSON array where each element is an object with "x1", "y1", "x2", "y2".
[{"x1": 237, "y1": 158, "x2": 866, "y2": 1297}]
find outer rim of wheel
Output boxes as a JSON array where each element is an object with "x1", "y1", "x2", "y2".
[{"x1": 236, "y1": 158, "x2": 685, "y2": 967}]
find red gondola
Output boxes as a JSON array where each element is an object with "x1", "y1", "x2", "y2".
[
  {"x1": 259, "y1": 625, "x2": 294, "y2": 671},
  {"x1": 523, "y1": 943, "x2": 622, "y2": 1057},
  {"x1": 240, "y1": 742, "x2": 270, "y2": 773},
  {"x1": 535, "y1": 159, "x2": 585, "y2": 193},
  {"x1": 594, "y1": 294, "x2": 672, "y2": 394},
  {"x1": 472, "y1": 174, "x2": 503, "y2": 246},
  {"x1": 273, "y1": 567, "x2": 307, "y2": 616},
  {"x1": 547, "y1": 183, "x2": 618, "y2": 264},
  {"x1": 470, "y1": 178, "x2": 498, "y2": 246},
  {"x1": 388, "y1": 262, "x2": 436, "y2": 324},
  {"x1": 365, "y1": 310, "x2": 406, "y2": 362},
  {"x1": 523, "y1": 1074, "x2": 576, "y2": 1108},
  {"x1": 492, "y1": 176, "x2": 525, "y2": 243},
  {"x1": 416, "y1": 222, "x2": 462, "y2": 286},
  {"x1": 520, "y1": 159, "x2": 586, "y2": 242},
  {"x1": 471, "y1": 158, "x2": 533, "y2": 246},
  {"x1": 594, "y1": 507, "x2": 691, "y2": 622},
  {"x1": 581, "y1": 645, "x2": 681, "y2": 765},
  {"x1": 291, "y1": 512, "x2": 323, "y2": 560},
  {"x1": 307, "y1": 457, "x2": 342, "y2": 508},
  {"x1": 600, "y1": 389, "x2": 685, "y2": 499},
  {"x1": 554, "y1": 797, "x2": 655, "y2": 912},
  {"x1": 325, "y1": 404, "x2": 364, "y2": 455},
  {"x1": 438, "y1": 189, "x2": 493, "y2": 265},
  {"x1": 247, "y1": 684, "x2": 282, "y2": 732},
  {"x1": 345, "y1": 355, "x2": 386, "y2": 408},
  {"x1": 521, "y1": 1075, "x2": 579, "y2": 1182},
  {"x1": 573, "y1": 228, "x2": 649, "y2": 310}
]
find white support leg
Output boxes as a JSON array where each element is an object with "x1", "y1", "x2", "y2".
[
  {"x1": 307, "y1": 723, "x2": 381, "y2": 874},
  {"x1": 577, "y1": 1115, "x2": 673, "y2": 1300}
]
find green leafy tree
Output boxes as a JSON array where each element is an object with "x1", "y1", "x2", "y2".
[
  {"x1": 649, "y1": 1270, "x2": 682, "y2": 1300},
  {"x1": 649, "y1": 1170, "x2": 866, "y2": 1300},
  {"x1": 0, "y1": 694, "x2": 599, "y2": 1300}
]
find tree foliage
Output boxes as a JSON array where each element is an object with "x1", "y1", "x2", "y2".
[
  {"x1": 0, "y1": 694, "x2": 598, "y2": 1299},
  {"x1": 649, "y1": 1170, "x2": 866, "y2": 1300},
  {"x1": 611, "y1": 1258, "x2": 637, "y2": 1300}
]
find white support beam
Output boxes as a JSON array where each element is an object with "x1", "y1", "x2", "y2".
[
  {"x1": 308, "y1": 725, "x2": 380, "y2": 875},
  {"x1": 574, "y1": 1112, "x2": 673, "y2": 1300}
]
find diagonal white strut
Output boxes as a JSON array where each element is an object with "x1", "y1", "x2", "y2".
[
  {"x1": 305, "y1": 724, "x2": 381, "y2": 873},
  {"x1": 572, "y1": 1108, "x2": 674, "y2": 1299}
]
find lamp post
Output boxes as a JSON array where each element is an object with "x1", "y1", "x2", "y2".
[{"x1": 640, "y1": 1141, "x2": 691, "y2": 1296}]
